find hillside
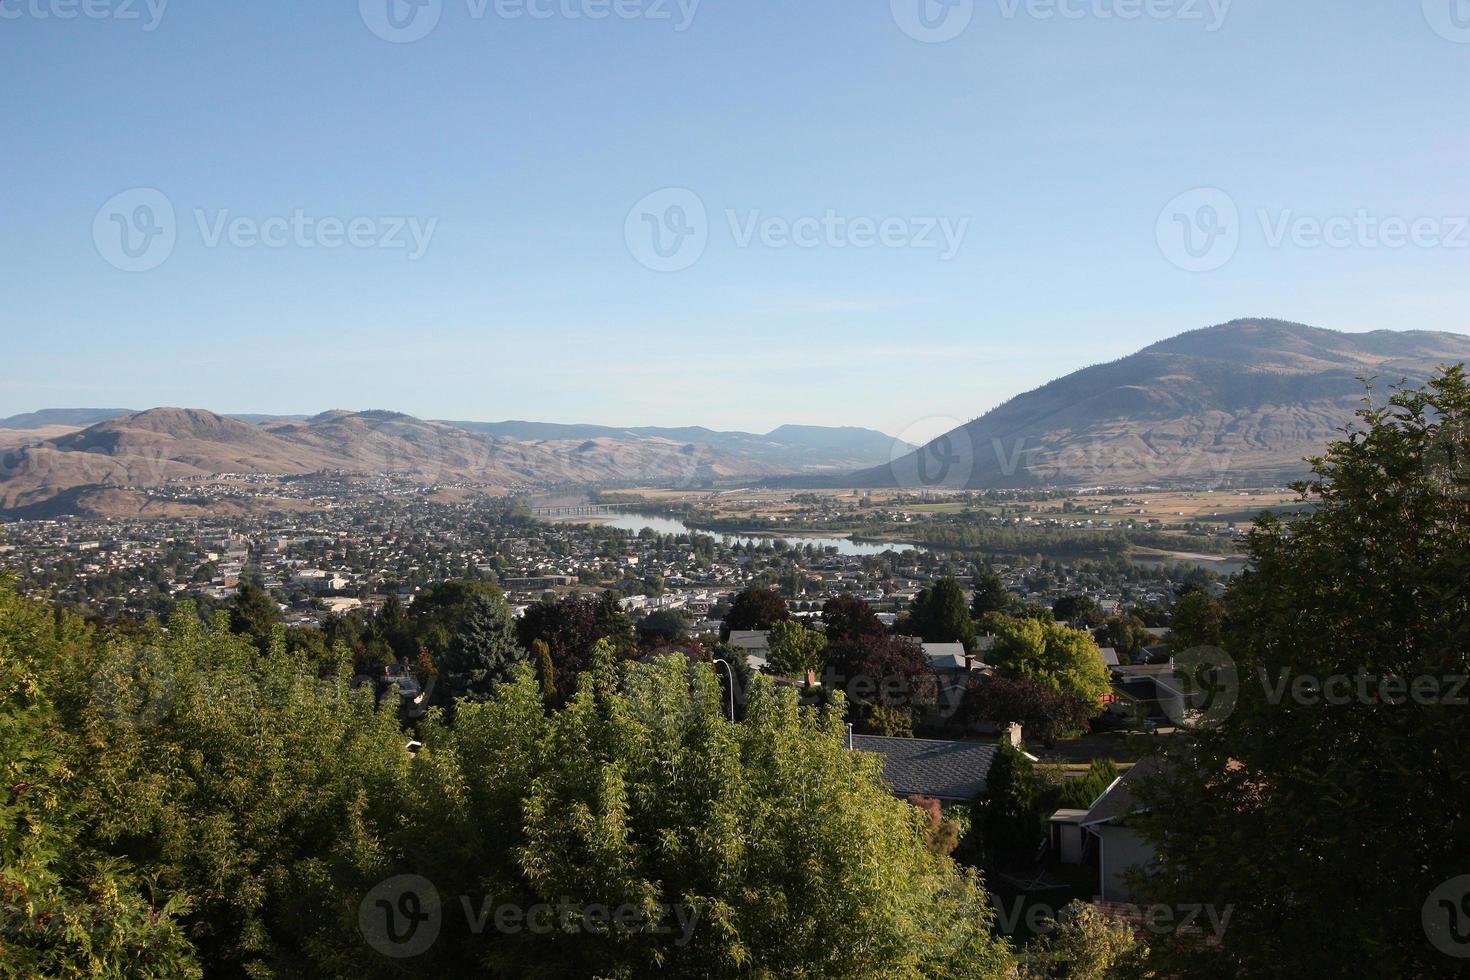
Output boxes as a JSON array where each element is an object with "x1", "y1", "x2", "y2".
[
  {"x1": 852, "y1": 319, "x2": 1470, "y2": 489},
  {"x1": 0, "y1": 409, "x2": 903, "y2": 516}
]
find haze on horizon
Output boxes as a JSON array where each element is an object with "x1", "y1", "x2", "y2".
[{"x1": 4, "y1": 2, "x2": 1468, "y2": 437}]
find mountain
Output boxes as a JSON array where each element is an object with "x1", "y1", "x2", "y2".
[
  {"x1": 0, "y1": 408, "x2": 135, "y2": 429},
  {"x1": 0, "y1": 409, "x2": 904, "y2": 517},
  {"x1": 445, "y1": 420, "x2": 905, "y2": 472},
  {"x1": 852, "y1": 319, "x2": 1470, "y2": 490}
]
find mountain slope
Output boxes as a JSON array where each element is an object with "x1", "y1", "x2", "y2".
[
  {"x1": 0, "y1": 408, "x2": 135, "y2": 429},
  {"x1": 854, "y1": 319, "x2": 1470, "y2": 490},
  {"x1": 0, "y1": 409, "x2": 903, "y2": 516}
]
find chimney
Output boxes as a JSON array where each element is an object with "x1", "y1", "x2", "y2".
[
  {"x1": 964, "y1": 652, "x2": 974, "y2": 671},
  {"x1": 1005, "y1": 722, "x2": 1023, "y2": 749},
  {"x1": 846, "y1": 723, "x2": 854, "y2": 750},
  {"x1": 805, "y1": 668, "x2": 818, "y2": 689}
]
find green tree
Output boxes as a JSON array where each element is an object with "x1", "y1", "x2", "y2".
[
  {"x1": 821, "y1": 592, "x2": 885, "y2": 643},
  {"x1": 1165, "y1": 591, "x2": 1224, "y2": 654},
  {"x1": 0, "y1": 585, "x2": 200, "y2": 978},
  {"x1": 1052, "y1": 594, "x2": 1103, "y2": 628},
  {"x1": 766, "y1": 618, "x2": 828, "y2": 680},
  {"x1": 1136, "y1": 369, "x2": 1470, "y2": 978},
  {"x1": 907, "y1": 576, "x2": 976, "y2": 648},
  {"x1": 970, "y1": 570, "x2": 1011, "y2": 619},
  {"x1": 228, "y1": 580, "x2": 282, "y2": 655},
  {"x1": 721, "y1": 587, "x2": 791, "y2": 635},
  {"x1": 433, "y1": 591, "x2": 527, "y2": 708},
  {"x1": 1018, "y1": 902, "x2": 1153, "y2": 979},
  {"x1": 986, "y1": 615, "x2": 1110, "y2": 707},
  {"x1": 979, "y1": 741, "x2": 1044, "y2": 870},
  {"x1": 1099, "y1": 614, "x2": 1149, "y2": 660},
  {"x1": 405, "y1": 649, "x2": 1017, "y2": 977}
]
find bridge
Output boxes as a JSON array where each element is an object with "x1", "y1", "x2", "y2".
[{"x1": 530, "y1": 504, "x2": 621, "y2": 518}]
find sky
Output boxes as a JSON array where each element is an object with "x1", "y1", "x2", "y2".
[{"x1": 3, "y1": 0, "x2": 1469, "y2": 440}]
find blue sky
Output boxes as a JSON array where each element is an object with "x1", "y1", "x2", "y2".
[{"x1": 3, "y1": 0, "x2": 1469, "y2": 438}]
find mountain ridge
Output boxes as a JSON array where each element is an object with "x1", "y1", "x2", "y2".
[{"x1": 855, "y1": 319, "x2": 1470, "y2": 490}]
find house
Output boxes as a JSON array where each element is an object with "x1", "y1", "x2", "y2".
[
  {"x1": 1075, "y1": 757, "x2": 1162, "y2": 902},
  {"x1": 726, "y1": 630, "x2": 770, "y2": 671},
  {"x1": 849, "y1": 734, "x2": 999, "y2": 802}
]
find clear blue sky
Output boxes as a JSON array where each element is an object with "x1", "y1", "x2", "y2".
[{"x1": 3, "y1": 0, "x2": 1468, "y2": 438}]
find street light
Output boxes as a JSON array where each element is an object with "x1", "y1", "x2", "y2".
[{"x1": 712, "y1": 659, "x2": 736, "y2": 723}]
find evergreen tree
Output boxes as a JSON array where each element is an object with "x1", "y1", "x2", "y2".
[{"x1": 434, "y1": 591, "x2": 526, "y2": 708}]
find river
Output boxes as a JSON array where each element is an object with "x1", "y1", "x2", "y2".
[{"x1": 547, "y1": 510, "x2": 919, "y2": 557}]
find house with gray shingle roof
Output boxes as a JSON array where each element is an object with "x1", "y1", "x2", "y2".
[{"x1": 850, "y1": 735, "x2": 999, "y2": 802}]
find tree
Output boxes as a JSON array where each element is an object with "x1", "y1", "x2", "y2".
[
  {"x1": 228, "y1": 580, "x2": 281, "y2": 654},
  {"x1": 635, "y1": 608, "x2": 689, "y2": 647},
  {"x1": 721, "y1": 587, "x2": 791, "y2": 634},
  {"x1": 962, "y1": 674, "x2": 1094, "y2": 747},
  {"x1": 1135, "y1": 369, "x2": 1470, "y2": 978},
  {"x1": 906, "y1": 576, "x2": 976, "y2": 649},
  {"x1": 401, "y1": 652, "x2": 1018, "y2": 977},
  {"x1": 516, "y1": 591, "x2": 637, "y2": 703},
  {"x1": 434, "y1": 591, "x2": 527, "y2": 708},
  {"x1": 821, "y1": 592, "x2": 885, "y2": 643},
  {"x1": 986, "y1": 614, "x2": 1111, "y2": 707},
  {"x1": 970, "y1": 570, "x2": 1010, "y2": 619},
  {"x1": 1165, "y1": 591, "x2": 1224, "y2": 654},
  {"x1": 1052, "y1": 594, "x2": 1103, "y2": 628},
  {"x1": 766, "y1": 618, "x2": 828, "y2": 680},
  {"x1": 531, "y1": 638, "x2": 556, "y2": 702},
  {"x1": 1018, "y1": 902, "x2": 1152, "y2": 979},
  {"x1": 0, "y1": 584, "x2": 200, "y2": 978},
  {"x1": 979, "y1": 741, "x2": 1044, "y2": 870},
  {"x1": 1099, "y1": 614, "x2": 1149, "y2": 661},
  {"x1": 825, "y1": 632, "x2": 937, "y2": 729},
  {"x1": 1053, "y1": 758, "x2": 1121, "y2": 811}
]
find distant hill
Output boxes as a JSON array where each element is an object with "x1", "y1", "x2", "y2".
[
  {"x1": 0, "y1": 408, "x2": 135, "y2": 429},
  {"x1": 448, "y1": 420, "x2": 906, "y2": 472},
  {"x1": 849, "y1": 319, "x2": 1470, "y2": 490},
  {"x1": 0, "y1": 409, "x2": 905, "y2": 517}
]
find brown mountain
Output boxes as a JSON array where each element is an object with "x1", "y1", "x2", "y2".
[
  {"x1": 0, "y1": 408, "x2": 895, "y2": 517},
  {"x1": 853, "y1": 319, "x2": 1470, "y2": 490}
]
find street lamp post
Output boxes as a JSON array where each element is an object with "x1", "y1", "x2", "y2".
[{"x1": 713, "y1": 659, "x2": 736, "y2": 723}]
